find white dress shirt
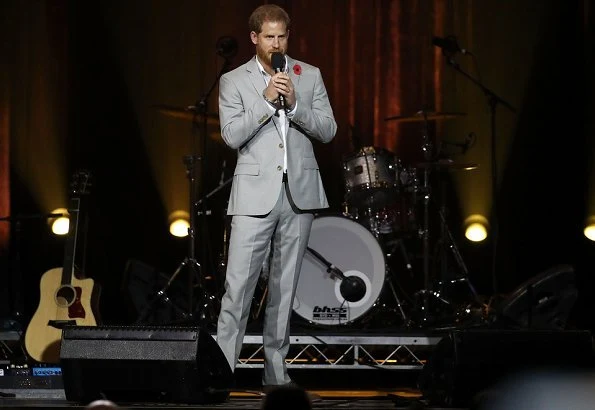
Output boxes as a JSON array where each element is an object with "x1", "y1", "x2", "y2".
[{"x1": 256, "y1": 56, "x2": 298, "y2": 173}]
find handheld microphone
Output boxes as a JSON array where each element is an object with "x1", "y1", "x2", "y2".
[
  {"x1": 271, "y1": 52, "x2": 286, "y2": 111},
  {"x1": 432, "y1": 35, "x2": 470, "y2": 56}
]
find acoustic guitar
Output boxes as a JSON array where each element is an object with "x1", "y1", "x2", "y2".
[{"x1": 25, "y1": 170, "x2": 101, "y2": 363}]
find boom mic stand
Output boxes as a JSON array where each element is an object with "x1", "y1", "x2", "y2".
[{"x1": 443, "y1": 53, "x2": 516, "y2": 297}]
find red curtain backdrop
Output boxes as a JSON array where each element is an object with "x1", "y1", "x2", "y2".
[
  {"x1": 0, "y1": 0, "x2": 591, "y2": 319},
  {"x1": 0, "y1": 5, "x2": 12, "y2": 251},
  {"x1": 0, "y1": 97, "x2": 8, "y2": 252},
  {"x1": 282, "y1": 0, "x2": 449, "y2": 203}
]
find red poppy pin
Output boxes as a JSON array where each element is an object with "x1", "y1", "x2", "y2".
[{"x1": 293, "y1": 64, "x2": 302, "y2": 75}]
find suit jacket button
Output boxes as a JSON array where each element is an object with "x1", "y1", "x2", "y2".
[
  {"x1": 279, "y1": 143, "x2": 284, "y2": 149},
  {"x1": 277, "y1": 165, "x2": 282, "y2": 171}
]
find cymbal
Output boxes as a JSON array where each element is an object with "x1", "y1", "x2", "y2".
[
  {"x1": 415, "y1": 159, "x2": 478, "y2": 171},
  {"x1": 385, "y1": 110, "x2": 466, "y2": 123},
  {"x1": 153, "y1": 104, "x2": 220, "y2": 126}
]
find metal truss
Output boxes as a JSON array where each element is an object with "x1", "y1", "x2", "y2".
[{"x1": 236, "y1": 333, "x2": 443, "y2": 370}]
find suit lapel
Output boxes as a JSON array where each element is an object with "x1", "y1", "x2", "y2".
[
  {"x1": 246, "y1": 56, "x2": 284, "y2": 141},
  {"x1": 247, "y1": 56, "x2": 266, "y2": 96},
  {"x1": 286, "y1": 56, "x2": 301, "y2": 92}
]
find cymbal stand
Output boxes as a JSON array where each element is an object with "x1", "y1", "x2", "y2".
[
  {"x1": 419, "y1": 110, "x2": 434, "y2": 324},
  {"x1": 433, "y1": 172, "x2": 481, "y2": 310},
  {"x1": 184, "y1": 53, "x2": 235, "y2": 326},
  {"x1": 138, "y1": 155, "x2": 206, "y2": 326},
  {"x1": 435, "y1": 206, "x2": 481, "y2": 306}
]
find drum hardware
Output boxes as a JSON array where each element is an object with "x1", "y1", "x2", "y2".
[
  {"x1": 137, "y1": 155, "x2": 219, "y2": 327},
  {"x1": 382, "y1": 108, "x2": 473, "y2": 326},
  {"x1": 363, "y1": 266, "x2": 412, "y2": 328},
  {"x1": 433, "y1": 205, "x2": 482, "y2": 316},
  {"x1": 384, "y1": 237, "x2": 414, "y2": 276},
  {"x1": 384, "y1": 110, "x2": 466, "y2": 123},
  {"x1": 415, "y1": 158, "x2": 479, "y2": 171},
  {"x1": 410, "y1": 155, "x2": 481, "y2": 327},
  {"x1": 388, "y1": 278, "x2": 412, "y2": 327},
  {"x1": 151, "y1": 51, "x2": 235, "y2": 327},
  {"x1": 342, "y1": 146, "x2": 399, "y2": 211},
  {"x1": 152, "y1": 104, "x2": 220, "y2": 126},
  {"x1": 419, "y1": 110, "x2": 435, "y2": 323}
]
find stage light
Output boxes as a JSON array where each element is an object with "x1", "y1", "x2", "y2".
[
  {"x1": 584, "y1": 217, "x2": 595, "y2": 241},
  {"x1": 49, "y1": 208, "x2": 69, "y2": 236},
  {"x1": 169, "y1": 210, "x2": 190, "y2": 238},
  {"x1": 464, "y1": 214, "x2": 489, "y2": 242}
]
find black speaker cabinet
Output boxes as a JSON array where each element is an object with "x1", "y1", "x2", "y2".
[
  {"x1": 498, "y1": 264, "x2": 578, "y2": 330},
  {"x1": 60, "y1": 325, "x2": 233, "y2": 404},
  {"x1": 419, "y1": 328, "x2": 595, "y2": 408}
]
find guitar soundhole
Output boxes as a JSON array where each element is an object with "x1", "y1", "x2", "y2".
[{"x1": 55, "y1": 285, "x2": 76, "y2": 307}]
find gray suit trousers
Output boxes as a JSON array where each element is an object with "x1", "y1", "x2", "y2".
[{"x1": 216, "y1": 181, "x2": 314, "y2": 385}]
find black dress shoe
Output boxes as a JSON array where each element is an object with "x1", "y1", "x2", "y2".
[{"x1": 262, "y1": 382, "x2": 322, "y2": 402}]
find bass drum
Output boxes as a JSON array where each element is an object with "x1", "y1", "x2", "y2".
[{"x1": 293, "y1": 215, "x2": 386, "y2": 326}]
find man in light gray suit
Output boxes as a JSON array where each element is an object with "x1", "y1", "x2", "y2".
[{"x1": 216, "y1": 4, "x2": 337, "y2": 391}]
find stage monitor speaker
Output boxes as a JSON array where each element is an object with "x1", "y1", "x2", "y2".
[
  {"x1": 418, "y1": 328, "x2": 595, "y2": 408},
  {"x1": 498, "y1": 264, "x2": 578, "y2": 330},
  {"x1": 60, "y1": 325, "x2": 233, "y2": 404}
]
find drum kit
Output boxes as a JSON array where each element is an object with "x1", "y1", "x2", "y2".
[
  {"x1": 293, "y1": 109, "x2": 483, "y2": 330},
  {"x1": 155, "y1": 103, "x2": 484, "y2": 330}
]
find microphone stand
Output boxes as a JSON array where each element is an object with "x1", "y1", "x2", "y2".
[
  {"x1": 306, "y1": 246, "x2": 408, "y2": 322},
  {"x1": 182, "y1": 56, "x2": 234, "y2": 326},
  {"x1": 195, "y1": 177, "x2": 233, "y2": 208},
  {"x1": 445, "y1": 55, "x2": 516, "y2": 297},
  {"x1": 306, "y1": 246, "x2": 348, "y2": 281}
]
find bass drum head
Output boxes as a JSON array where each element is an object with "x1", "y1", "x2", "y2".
[{"x1": 293, "y1": 215, "x2": 386, "y2": 326}]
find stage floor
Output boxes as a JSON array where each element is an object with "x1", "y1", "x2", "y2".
[
  {"x1": 2, "y1": 327, "x2": 593, "y2": 410},
  {"x1": 0, "y1": 388, "x2": 458, "y2": 410}
]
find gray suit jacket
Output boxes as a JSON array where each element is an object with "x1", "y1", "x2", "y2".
[{"x1": 219, "y1": 55, "x2": 337, "y2": 216}]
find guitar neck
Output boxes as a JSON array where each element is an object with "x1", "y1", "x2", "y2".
[{"x1": 61, "y1": 197, "x2": 81, "y2": 286}]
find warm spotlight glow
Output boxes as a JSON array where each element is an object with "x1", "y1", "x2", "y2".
[
  {"x1": 49, "y1": 208, "x2": 69, "y2": 236},
  {"x1": 584, "y1": 217, "x2": 595, "y2": 241},
  {"x1": 464, "y1": 214, "x2": 489, "y2": 242},
  {"x1": 169, "y1": 210, "x2": 190, "y2": 237},
  {"x1": 466, "y1": 223, "x2": 487, "y2": 242}
]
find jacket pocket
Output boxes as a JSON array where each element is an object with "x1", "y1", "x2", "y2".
[{"x1": 234, "y1": 163, "x2": 260, "y2": 176}]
